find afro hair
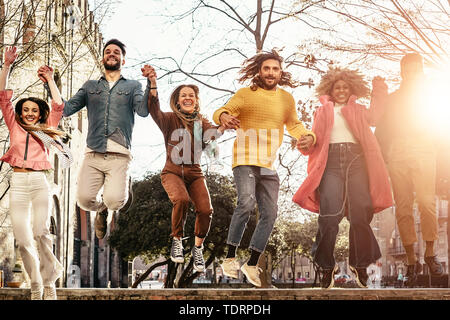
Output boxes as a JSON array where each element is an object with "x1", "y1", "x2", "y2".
[{"x1": 316, "y1": 67, "x2": 370, "y2": 99}]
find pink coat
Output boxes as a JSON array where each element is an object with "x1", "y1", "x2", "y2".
[
  {"x1": 292, "y1": 94, "x2": 393, "y2": 214},
  {"x1": 0, "y1": 90, "x2": 64, "y2": 170}
]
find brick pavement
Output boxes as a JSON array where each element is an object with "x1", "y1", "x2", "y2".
[{"x1": 1, "y1": 288, "x2": 450, "y2": 300}]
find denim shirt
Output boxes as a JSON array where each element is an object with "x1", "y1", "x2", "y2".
[{"x1": 63, "y1": 75, "x2": 149, "y2": 153}]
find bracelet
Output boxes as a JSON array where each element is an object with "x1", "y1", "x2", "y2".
[{"x1": 150, "y1": 87, "x2": 157, "y2": 90}]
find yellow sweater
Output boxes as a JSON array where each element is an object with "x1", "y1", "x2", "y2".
[{"x1": 213, "y1": 87, "x2": 315, "y2": 170}]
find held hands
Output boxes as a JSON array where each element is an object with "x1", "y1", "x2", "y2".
[
  {"x1": 219, "y1": 112, "x2": 240, "y2": 130},
  {"x1": 141, "y1": 64, "x2": 157, "y2": 87},
  {"x1": 296, "y1": 135, "x2": 314, "y2": 152},
  {"x1": 3, "y1": 46, "x2": 18, "y2": 67},
  {"x1": 37, "y1": 65, "x2": 54, "y2": 83}
]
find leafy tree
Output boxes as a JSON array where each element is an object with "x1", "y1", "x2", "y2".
[
  {"x1": 108, "y1": 171, "x2": 257, "y2": 288},
  {"x1": 267, "y1": 214, "x2": 350, "y2": 284}
]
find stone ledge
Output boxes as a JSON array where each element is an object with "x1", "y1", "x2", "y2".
[{"x1": 1, "y1": 288, "x2": 450, "y2": 300}]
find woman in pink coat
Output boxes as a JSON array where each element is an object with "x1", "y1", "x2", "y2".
[
  {"x1": 0, "y1": 47, "x2": 68, "y2": 300},
  {"x1": 293, "y1": 67, "x2": 393, "y2": 289}
]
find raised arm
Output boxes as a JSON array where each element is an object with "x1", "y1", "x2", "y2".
[
  {"x1": 141, "y1": 64, "x2": 169, "y2": 129},
  {"x1": 0, "y1": 46, "x2": 18, "y2": 91},
  {"x1": 141, "y1": 64, "x2": 158, "y2": 101},
  {"x1": 0, "y1": 47, "x2": 18, "y2": 130},
  {"x1": 62, "y1": 84, "x2": 88, "y2": 117},
  {"x1": 365, "y1": 76, "x2": 388, "y2": 126},
  {"x1": 37, "y1": 65, "x2": 63, "y2": 105},
  {"x1": 132, "y1": 80, "x2": 150, "y2": 118},
  {"x1": 37, "y1": 65, "x2": 65, "y2": 126}
]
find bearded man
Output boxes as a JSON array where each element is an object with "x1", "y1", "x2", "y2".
[
  {"x1": 63, "y1": 39, "x2": 152, "y2": 239},
  {"x1": 214, "y1": 50, "x2": 315, "y2": 287}
]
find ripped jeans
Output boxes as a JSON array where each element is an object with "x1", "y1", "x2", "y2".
[
  {"x1": 227, "y1": 165, "x2": 280, "y2": 253},
  {"x1": 312, "y1": 143, "x2": 381, "y2": 269}
]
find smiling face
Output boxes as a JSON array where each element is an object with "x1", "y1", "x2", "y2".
[
  {"x1": 21, "y1": 100, "x2": 41, "y2": 125},
  {"x1": 102, "y1": 44, "x2": 124, "y2": 71},
  {"x1": 331, "y1": 79, "x2": 352, "y2": 105},
  {"x1": 177, "y1": 86, "x2": 198, "y2": 114},
  {"x1": 259, "y1": 59, "x2": 282, "y2": 90}
]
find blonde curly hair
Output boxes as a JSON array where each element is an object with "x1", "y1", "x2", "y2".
[{"x1": 316, "y1": 67, "x2": 370, "y2": 99}]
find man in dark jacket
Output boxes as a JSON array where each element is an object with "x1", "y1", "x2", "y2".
[{"x1": 375, "y1": 53, "x2": 443, "y2": 287}]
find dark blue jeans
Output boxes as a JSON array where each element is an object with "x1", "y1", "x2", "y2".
[
  {"x1": 227, "y1": 165, "x2": 280, "y2": 253},
  {"x1": 312, "y1": 143, "x2": 381, "y2": 269}
]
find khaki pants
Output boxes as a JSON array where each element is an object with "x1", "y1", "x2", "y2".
[
  {"x1": 9, "y1": 172, "x2": 63, "y2": 287},
  {"x1": 388, "y1": 142, "x2": 438, "y2": 246},
  {"x1": 77, "y1": 152, "x2": 131, "y2": 212}
]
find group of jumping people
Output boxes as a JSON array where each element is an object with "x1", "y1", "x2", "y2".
[{"x1": 0, "y1": 38, "x2": 442, "y2": 300}]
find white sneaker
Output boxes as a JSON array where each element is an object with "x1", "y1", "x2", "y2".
[
  {"x1": 170, "y1": 238, "x2": 184, "y2": 263},
  {"x1": 30, "y1": 285, "x2": 43, "y2": 300},
  {"x1": 192, "y1": 245, "x2": 205, "y2": 272},
  {"x1": 220, "y1": 258, "x2": 240, "y2": 279},
  {"x1": 43, "y1": 285, "x2": 57, "y2": 300},
  {"x1": 241, "y1": 262, "x2": 262, "y2": 287}
]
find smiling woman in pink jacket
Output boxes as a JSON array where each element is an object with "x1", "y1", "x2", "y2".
[
  {"x1": 293, "y1": 67, "x2": 393, "y2": 289},
  {"x1": 0, "y1": 47, "x2": 68, "y2": 300}
]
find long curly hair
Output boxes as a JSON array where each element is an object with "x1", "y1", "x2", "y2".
[
  {"x1": 169, "y1": 84, "x2": 203, "y2": 131},
  {"x1": 238, "y1": 49, "x2": 297, "y2": 91},
  {"x1": 315, "y1": 67, "x2": 370, "y2": 99}
]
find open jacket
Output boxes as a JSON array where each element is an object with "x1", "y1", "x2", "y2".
[
  {"x1": 148, "y1": 95, "x2": 220, "y2": 167},
  {"x1": 292, "y1": 93, "x2": 393, "y2": 214},
  {"x1": 0, "y1": 90, "x2": 64, "y2": 170},
  {"x1": 63, "y1": 75, "x2": 149, "y2": 153}
]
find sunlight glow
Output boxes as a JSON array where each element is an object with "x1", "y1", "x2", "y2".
[{"x1": 419, "y1": 64, "x2": 450, "y2": 142}]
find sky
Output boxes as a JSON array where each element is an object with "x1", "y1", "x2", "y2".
[
  {"x1": 88, "y1": 0, "x2": 327, "y2": 180},
  {"x1": 88, "y1": 0, "x2": 450, "y2": 181}
]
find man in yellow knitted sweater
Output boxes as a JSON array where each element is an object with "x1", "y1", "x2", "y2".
[{"x1": 214, "y1": 50, "x2": 315, "y2": 287}]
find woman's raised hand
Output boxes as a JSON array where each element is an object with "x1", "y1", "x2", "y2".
[{"x1": 3, "y1": 46, "x2": 18, "y2": 66}]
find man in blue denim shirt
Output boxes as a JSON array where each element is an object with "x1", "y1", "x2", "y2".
[{"x1": 63, "y1": 39, "x2": 152, "y2": 239}]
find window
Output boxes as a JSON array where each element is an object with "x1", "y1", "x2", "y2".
[
  {"x1": 53, "y1": 154, "x2": 59, "y2": 184},
  {"x1": 50, "y1": 216, "x2": 57, "y2": 235},
  {"x1": 22, "y1": 9, "x2": 36, "y2": 48}
]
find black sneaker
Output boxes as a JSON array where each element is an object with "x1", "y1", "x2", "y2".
[
  {"x1": 320, "y1": 265, "x2": 338, "y2": 289},
  {"x1": 94, "y1": 205, "x2": 108, "y2": 239},
  {"x1": 119, "y1": 177, "x2": 134, "y2": 214},
  {"x1": 405, "y1": 261, "x2": 422, "y2": 288},
  {"x1": 192, "y1": 245, "x2": 205, "y2": 272},
  {"x1": 350, "y1": 266, "x2": 369, "y2": 288},
  {"x1": 424, "y1": 255, "x2": 443, "y2": 276},
  {"x1": 171, "y1": 238, "x2": 184, "y2": 264}
]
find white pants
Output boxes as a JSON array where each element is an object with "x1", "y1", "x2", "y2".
[
  {"x1": 9, "y1": 172, "x2": 63, "y2": 288},
  {"x1": 76, "y1": 152, "x2": 131, "y2": 212}
]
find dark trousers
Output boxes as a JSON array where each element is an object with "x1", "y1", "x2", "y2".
[
  {"x1": 161, "y1": 162, "x2": 213, "y2": 239},
  {"x1": 312, "y1": 143, "x2": 381, "y2": 269}
]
